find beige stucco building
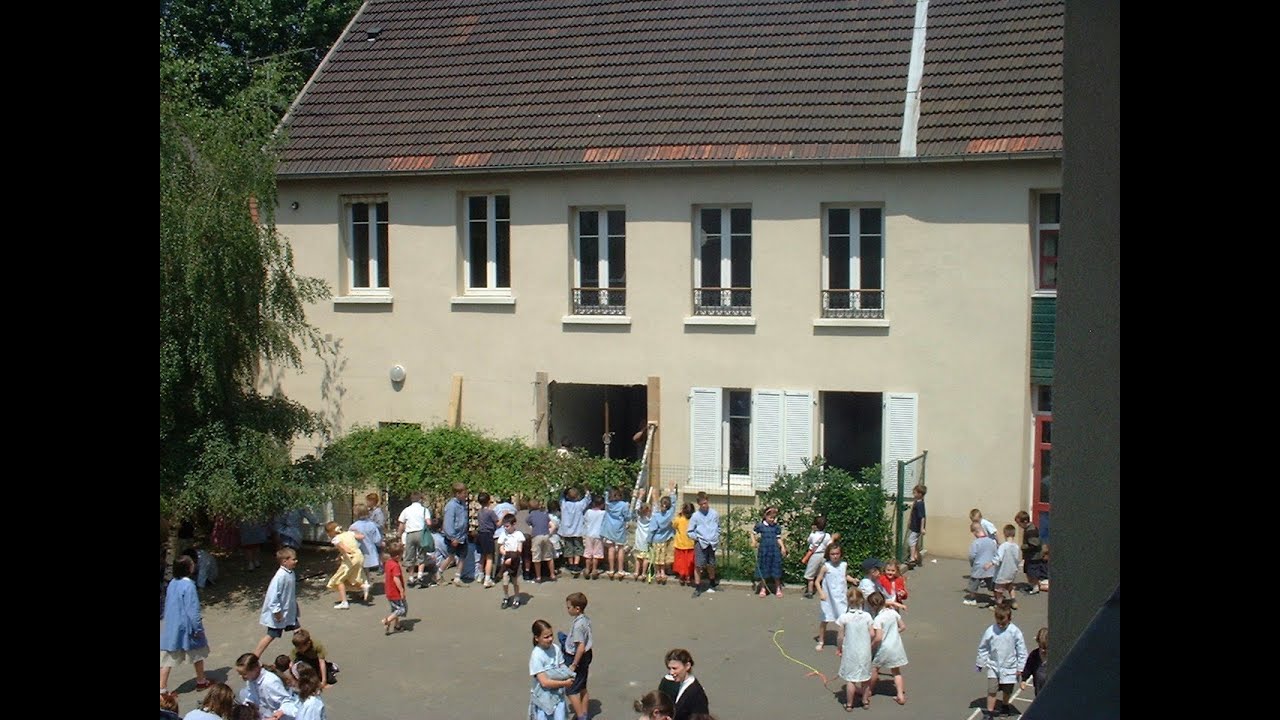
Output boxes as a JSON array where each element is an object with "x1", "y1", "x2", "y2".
[
  {"x1": 267, "y1": 0, "x2": 1065, "y2": 560},
  {"x1": 272, "y1": 159, "x2": 1059, "y2": 559}
]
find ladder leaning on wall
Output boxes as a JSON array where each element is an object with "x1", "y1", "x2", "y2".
[{"x1": 627, "y1": 422, "x2": 659, "y2": 581}]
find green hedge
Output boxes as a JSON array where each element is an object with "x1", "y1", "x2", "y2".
[
  {"x1": 321, "y1": 423, "x2": 638, "y2": 504},
  {"x1": 722, "y1": 461, "x2": 892, "y2": 583}
]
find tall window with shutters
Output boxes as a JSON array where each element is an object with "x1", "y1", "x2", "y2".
[{"x1": 689, "y1": 387, "x2": 813, "y2": 491}]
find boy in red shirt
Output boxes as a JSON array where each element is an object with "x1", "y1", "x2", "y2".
[{"x1": 381, "y1": 542, "x2": 408, "y2": 635}]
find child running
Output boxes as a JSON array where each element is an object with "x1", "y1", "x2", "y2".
[
  {"x1": 866, "y1": 591, "x2": 909, "y2": 705},
  {"x1": 324, "y1": 521, "x2": 369, "y2": 609},
  {"x1": 252, "y1": 547, "x2": 300, "y2": 660},
  {"x1": 381, "y1": 541, "x2": 408, "y2": 635}
]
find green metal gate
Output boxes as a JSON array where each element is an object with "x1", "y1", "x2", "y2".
[{"x1": 892, "y1": 451, "x2": 928, "y2": 563}]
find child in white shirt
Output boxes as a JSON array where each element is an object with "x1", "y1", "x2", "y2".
[
  {"x1": 497, "y1": 514, "x2": 526, "y2": 609},
  {"x1": 990, "y1": 524, "x2": 1023, "y2": 609},
  {"x1": 803, "y1": 516, "x2": 838, "y2": 599}
]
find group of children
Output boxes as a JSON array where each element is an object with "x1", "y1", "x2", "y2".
[
  {"x1": 809, "y1": 542, "x2": 911, "y2": 709},
  {"x1": 964, "y1": 508, "x2": 1050, "y2": 609},
  {"x1": 161, "y1": 542, "x2": 337, "y2": 719},
  {"x1": 162, "y1": 482, "x2": 1053, "y2": 718}
]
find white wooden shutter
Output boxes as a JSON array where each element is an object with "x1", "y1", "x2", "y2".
[
  {"x1": 783, "y1": 390, "x2": 814, "y2": 475},
  {"x1": 751, "y1": 389, "x2": 784, "y2": 489},
  {"x1": 689, "y1": 387, "x2": 723, "y2": 489},
  {"x1": 882, "y1": 392, "x2": 919, "y2": 497}
]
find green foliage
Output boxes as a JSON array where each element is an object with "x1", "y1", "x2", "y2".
[
  {"x1": 321, "y1": 425, "x2": 640, "y2": 506},
  {"x1": 160, "y1": 2, "x2": 356, "y2": 523},
  {"x1": 161, "y1": 0, "x2": 363, "y2": 111},
  {"x1": 751, "y1": 460, "x2": 892, "y2": 584}
]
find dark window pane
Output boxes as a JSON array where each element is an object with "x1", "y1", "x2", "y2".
[
  {"x1": 860, "y1": 235, "x2": 882, "y2": 290},
  {"x1": 730, "y1": 208, "x2": 751, "y2": 235},
  {"x1": 1039, "y1": 450, "x2": 1051, "y2": 502},
  {"x1": 1039, "y1": 193, "x2": 1060, "y2": 224},
  {"x1": 828, "y1": 208, "x2": 850, "y2": 236},
  {"x1": 860, "y1": 208, "x2": 882, "y2": 235},
  {"x1": 1040, "y1": 229, "x2": 1058, "y2": 257},
  {"x1": 700, "y1": 208, "x2": 721, "y2": 235},
  {"x1": 700, "y1": 235, "x2": 721, "y2": 288},
  {"x1": 496, "y1": 222, "x2": 510, "y2": 288},
  {"x1": 580, "y1": 236, "x2": 599, "y2": 287},
  {"x1": 1037, "y1": 385, "x2": 1053, "y2": 413},
  {"x1": 352, "y1": 202, "x2": 368, "y2": 223},
  {"x1": 608, "y1": 234, "x2": 625, "y2": 287},
  {"x1": 377, "y1": 201, "x2": 388, "y2": 223},
  {"x1": 1040, "y1": 259, "x2": 1057, "y2": 289},
  {"x1": 376, "y1": 228, "x2": 389, "y2": 287},
  {"x1": 730, "y1": 235, "x2": 751, "y2": 287},
  {"x1": 468, "y1": 196, "x2": 486, "y2": 219},
  {"x1": 829, "y1": 236, "x2": 850, "y2": 289},
  {"x1": 495, "y1": 194, "x2": 509, "y2": 220},
  {"x1": 607, "y1": 210, "x2": 625, "y2": 234},
  {"x1": 578, "y1": 211, "x2": 598, "y2": 237},
  {"x1": 469, "y1": 222, "x2": 487, "y2": 287},
  {"x1": 729, "y1": 390, "x2": 750, "y2": 416},
  {"x1": 1041, "y1": 420, "x2": 1052, "y2": 444},
  {"x1": 353, "y1": 224, "x2": 369, "y2": 287},
  {"x1": 729, "y1": 417, "x2": 750, "y2": 474}
]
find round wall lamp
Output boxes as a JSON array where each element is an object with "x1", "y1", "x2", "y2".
[
  {"x1": 389, "y1": 364, "x2": 407, "y2": 383},
  {"x1": 290, "y1": 201, "x2": 300, "y2": 210}
]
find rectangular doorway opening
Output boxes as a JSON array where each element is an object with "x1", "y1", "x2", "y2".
[
  {"x1": 821, "y1": 391, "x2": 882, "y2": 477},
  {"x1": 549, "y1": 382, "x2": 648, "y2": 460}
]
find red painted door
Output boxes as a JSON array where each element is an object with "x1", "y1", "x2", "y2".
[{"x1": 1033, "y1": 415, "x2": 1052, "y2": 524}]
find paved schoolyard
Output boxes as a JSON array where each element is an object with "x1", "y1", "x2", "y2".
[{"x1": 164, "y1": 549, "x2": 1047, "y2": 719}]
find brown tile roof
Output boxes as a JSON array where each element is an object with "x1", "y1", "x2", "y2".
[
  {"x1": 915, "y1": 0, "x2": 1064, "y2": 156},
  {"x1": 278, "y1": 0, "x2": 1062, "y2": 177}
]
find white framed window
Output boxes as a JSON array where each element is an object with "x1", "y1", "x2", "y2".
[
  {"x1": 343, "y1": 196, "x2": 389, "y2": 296},
  {"x1": 822, "y1": 205, "x2": 883, "y2": 318},
  {"x1": 1035, "y1": 191, "x2": 1061, "y2": 293},
  {"x1": 572, "y1": 208, "x2": 626, "y2": 315},
  {"x1": 689, "y1": 386, "x2": 813, "y2": 491},
  {"x1": 465, "y1": 193, "x2": 511, "y2": 294},
  {"x1": 693, "y1": 206, "x2": 752, "y2": 316}
]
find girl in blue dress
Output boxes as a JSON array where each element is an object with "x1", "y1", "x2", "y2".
[{"x1": 751, "y1": 506, "x2": 787, "y2": 597}]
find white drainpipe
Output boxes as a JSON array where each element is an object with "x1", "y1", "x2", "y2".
[{"x1": 899, "y1": 0, "x2": 930, "y2": 157}]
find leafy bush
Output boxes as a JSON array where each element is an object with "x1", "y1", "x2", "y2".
[
  {"x1": 320, "y1": 424, "x2": 639, "y2": 506},
  {"x1": 754, "y1": 460, "x2": 892, "y2": 584}
]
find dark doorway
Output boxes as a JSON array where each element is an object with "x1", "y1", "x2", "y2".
[
  {"x1": 821, "y1": 391, "x2": 882, "y2": 477},
  {"x1": 549, "y1": 382, "x2": 648, "y2": 460}
]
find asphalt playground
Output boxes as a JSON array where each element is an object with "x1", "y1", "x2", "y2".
[{"x1": 162, "y1": 548, "x2": 1048, "y2": 719}]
